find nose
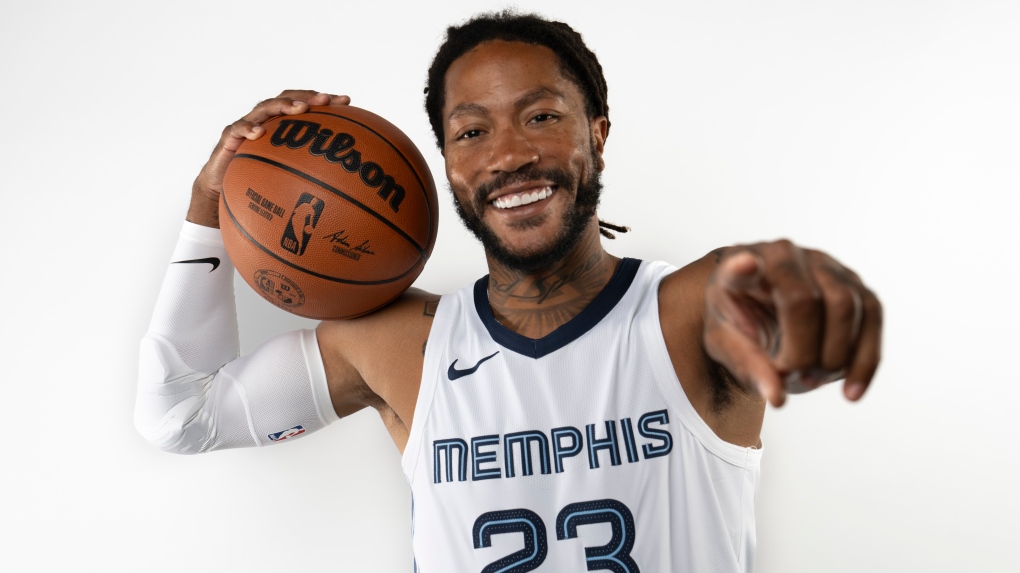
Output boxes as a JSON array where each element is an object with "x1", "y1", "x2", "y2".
[{"x1": 486, "y1": 125, "x2": 539, "y2": 174}]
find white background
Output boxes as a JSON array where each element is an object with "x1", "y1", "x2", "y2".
[{"x1": 2, "y1": 0, "x2": 1017, "y2": 571}]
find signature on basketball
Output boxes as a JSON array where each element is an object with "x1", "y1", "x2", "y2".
[{"x1": 324, "y1": 230, "x2": 376, "y2": 256}]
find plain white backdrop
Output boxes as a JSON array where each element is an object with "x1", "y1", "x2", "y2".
[{"x1": 2, "y1": 0, "x2": 1018, "y2": 571}]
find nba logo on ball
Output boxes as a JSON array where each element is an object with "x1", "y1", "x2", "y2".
[{"x1": 281, "y1": 193, "x2": 325, "y2": 256}]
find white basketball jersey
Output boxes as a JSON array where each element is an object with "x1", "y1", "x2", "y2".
[{"x1": 401, "y1": 259, "x2": 762, "y2": 573}]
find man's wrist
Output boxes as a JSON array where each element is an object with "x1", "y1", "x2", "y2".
[{"x1": 186, "y1": 188, "x2": 220, "y2": 229}]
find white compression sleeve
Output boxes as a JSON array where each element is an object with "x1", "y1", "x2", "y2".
[{"x1": 135, "y1": 222, "x2": 339, "y2": 454}]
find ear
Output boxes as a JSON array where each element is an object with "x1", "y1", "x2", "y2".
[{"x1": 591, "y1": 116, "x2": 608, "y2": 171}]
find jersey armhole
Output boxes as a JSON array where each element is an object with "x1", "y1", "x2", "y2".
[
  {"x1": 400, "y1": 294, "x2": 454, "y2": 482},
  {"x1": 641, "y1": 261, "x2": 763, "y2": 469}
]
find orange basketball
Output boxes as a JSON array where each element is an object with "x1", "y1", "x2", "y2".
[{"x1": 220, "y1": 105, "x2": 439, "y2": 319}]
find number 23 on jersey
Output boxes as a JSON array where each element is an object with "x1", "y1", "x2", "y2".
[{"x1": 472, "y1": 498, "x2": 639, "y2": 573}]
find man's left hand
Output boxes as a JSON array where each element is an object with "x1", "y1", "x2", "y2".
[{"x1": 703, "y1": 240, "x2": 883, "y2": 407}]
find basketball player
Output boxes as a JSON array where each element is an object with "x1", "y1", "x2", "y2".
[{"x1": 136, "y1": 12, "x2": 882, "y2": 572}]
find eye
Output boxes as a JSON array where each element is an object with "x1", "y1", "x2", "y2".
[
  {"x1": 456, "y1": 128, "x2": 484, "y2": 140},
  {"x1": 529, "y1": 113, "x2": 557, "y2": 124}
]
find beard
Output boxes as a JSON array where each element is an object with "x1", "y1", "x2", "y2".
[{"x1": 451, "y1": 147, "x2": 603, "y2": 274}]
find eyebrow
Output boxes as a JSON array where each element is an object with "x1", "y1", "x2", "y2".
[
  {"x1": 447, "y1": 102, "x2": 489, "y2": 122},
  {"x1": 516, "y1": 87, "x2": 565, "y2": 109},
  {"x1": 446, "y1": 87, "x2": 567, "y2": 122}
]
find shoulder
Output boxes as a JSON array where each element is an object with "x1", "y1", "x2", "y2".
[
  {"x1": 658, "y1": 250, "x2": 719, "y2": 298},
  {"x1": 655, "y1": 251, "x2": 717, "y2": 334},
  {"x1": 316, "y1": 287, "x2": 440, "y2": 369},
  {"x1": 318, "y1": 287, "x2": 441, "y2": 332},
  {"x1": 654, "y1": 252, "x2": 715, "y2": 409}
]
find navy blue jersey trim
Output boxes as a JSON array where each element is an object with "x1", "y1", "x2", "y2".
[{"x1": 473, "y1": 258, "x2": 642, "y2": 359}]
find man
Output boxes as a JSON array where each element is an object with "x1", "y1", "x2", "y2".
[{"x1": 136, "y1": 11, "x2": 881, "y2": 572}]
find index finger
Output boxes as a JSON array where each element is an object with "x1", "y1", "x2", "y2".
[
  {"x1": 276, "y1": 89, "x2": 352, "y2": 107},
  {"x1": 242, "y1": 91, "x2": 352, "y2": 125}
]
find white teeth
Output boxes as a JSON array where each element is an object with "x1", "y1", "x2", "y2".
[{"x1": 491, "y1": 186, "x2": 554, "y2": 209}]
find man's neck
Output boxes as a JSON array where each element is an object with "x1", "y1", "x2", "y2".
[{"x1": 485, "y1": 228, "x2": 621, "y2": 339}]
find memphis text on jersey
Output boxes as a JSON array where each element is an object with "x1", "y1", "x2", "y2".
[{"x1": 432, "y1": 409, "x2": 673, "y2": 484}]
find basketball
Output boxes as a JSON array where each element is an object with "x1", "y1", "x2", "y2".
[{"x1": 220, "y1": 105, "x2": 439, "y2": 319}]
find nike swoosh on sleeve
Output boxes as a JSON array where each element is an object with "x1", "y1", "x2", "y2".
[{"x1": 171, "y1": 257, "x2": 221, "y2": 272}]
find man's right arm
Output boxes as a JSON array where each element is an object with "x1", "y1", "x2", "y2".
[
  {"x1": 135, "y1": 220, "x2": 343, "y2": 453},
  {"x1": 134, "y1": 91, "x2": 366, "y2": 454}
]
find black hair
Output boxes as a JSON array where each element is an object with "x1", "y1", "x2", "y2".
[
  {"x1": 424, "y1": 10, "x2": 628, "y2": 240},
  {"x1": 424, "y1": 9, "x2": 610, "y2": 150}
]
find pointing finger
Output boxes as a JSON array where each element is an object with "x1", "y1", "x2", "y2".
[
  {"x1": 716, "y1": 250, "x2": 764, "y2": 293},
  {"x1": 704, "y1": 317, "x2": 785, "y2": 407}
]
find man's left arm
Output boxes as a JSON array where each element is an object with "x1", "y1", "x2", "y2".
[{"x1": 658, "y1": 240, "x2": 882, "y2": 447}]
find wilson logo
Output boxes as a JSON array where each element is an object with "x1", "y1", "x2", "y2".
[{"x1": 270, "y1": 119, "x2": 405, "y2": 213}]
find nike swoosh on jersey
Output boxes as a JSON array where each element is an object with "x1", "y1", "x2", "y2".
[
  {"x1": 172, "y1": 257, "x2": 221, "y2": 272},
  {"x1": 448, "y1": 351, "x2": 500, "y2": 380}
]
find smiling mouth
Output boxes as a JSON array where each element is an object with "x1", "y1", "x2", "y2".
[{"x1": 491, "y1": 186, "x2": 556, "y2": 210}]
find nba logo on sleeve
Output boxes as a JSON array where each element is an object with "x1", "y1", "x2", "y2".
[{"x1": 269, "y1": 425, "x2": 307, "y2": 442}]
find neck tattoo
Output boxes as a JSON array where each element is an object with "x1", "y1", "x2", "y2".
[{"x1": 486, "y1": 233, "x2": 619, "y2": 339}]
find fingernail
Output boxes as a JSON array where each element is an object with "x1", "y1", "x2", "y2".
[{"x1": 845, "y1": 381, "x2": 866, "y2": 401}]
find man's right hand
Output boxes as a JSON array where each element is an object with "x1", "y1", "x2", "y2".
[{"x1": 187, "y1": 90, "x2": 351, "y2": 228}]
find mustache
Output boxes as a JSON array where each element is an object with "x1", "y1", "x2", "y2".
[{"x1": 474, "y1": 166, "x2": 576, "y2": 205}]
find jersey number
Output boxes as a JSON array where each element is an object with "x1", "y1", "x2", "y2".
[{"x1": 472, "y1": 498, "x2": 639, "y2": 573}]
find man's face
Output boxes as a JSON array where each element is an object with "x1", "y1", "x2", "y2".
[{"x1": 441, "y1": 40, "x2": 608, "y2": 272}]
